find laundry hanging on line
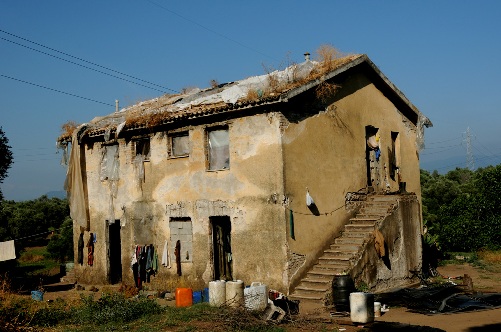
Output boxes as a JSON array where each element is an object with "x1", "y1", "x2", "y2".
[{"x1": 0, "y1": 240, "x2": 16, "y2": 262}]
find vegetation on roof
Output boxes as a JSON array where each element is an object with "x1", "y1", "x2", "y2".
[{"x1": 57, "y1": 45, "x2": 356, "y2": 143}]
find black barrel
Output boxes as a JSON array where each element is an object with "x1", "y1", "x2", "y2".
[{"x1": 332, "y1": 275, "x2": 355, "y2": 312}]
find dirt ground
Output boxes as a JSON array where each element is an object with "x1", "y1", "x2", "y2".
[
  {"x1": 39, "y1": 263, "x2": 501, "y2": 332},
  {"x1": 307, "y1": 263, "x2": 501, "y2": 332}
]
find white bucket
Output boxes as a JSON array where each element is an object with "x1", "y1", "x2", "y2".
[
  {"x1": 374, "y1": 301, "x2": 381, "y2": 317},
  {"x1": 244, "y1": 282, "x2": 269, "y2": 311},
  {"x1": 226, "y1": 280, "x2": 245, "y2": 307},
  {"x1": 349, "y1": 292, "x2": 374, "y2": 324},
  {"x1": 209, "y1": 280, "x2": 226, "y2": 307}
]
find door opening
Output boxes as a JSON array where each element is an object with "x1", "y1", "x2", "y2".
[
  {"x1": 210, "y1": 216, "x2": 232, "y2": 280},
  {"x1": 366, "y1": 126, "x2": 380, "y2": 191},
  {"x1": 108, "y1": 220, "x2": 122, "y2": 284}
]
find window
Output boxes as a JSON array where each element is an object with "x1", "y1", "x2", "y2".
[
  {"x1": 390, "y1": 131, "x2": 400, "y2": 181},
  {"x1": 169, "y1": 132, "x2": 190, "y2": 158},
  {"x1": 207, "y1": 127, "x2": 229, "y2": 170},
  {"x1": 100, "y1": 144, "x2": 119, "y2": 181},
  {"x1": 169, "y1": 217, "x2": 193, "y2": 263},
  {"x1": 134, "y1": 138, "x2": 150, "y2": 161}
]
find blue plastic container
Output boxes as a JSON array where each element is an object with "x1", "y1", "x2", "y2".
[
  {"x1": 202, "y1": 287, "x2": 209, "y2": 302},
  {"x1": 193, "y1": 290, "x2": 203, "y2": 304},
  {"x1": 31, "y1": 290, "x2": 43, "y2": 301}
]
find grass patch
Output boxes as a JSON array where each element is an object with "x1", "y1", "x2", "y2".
[{"x1": 18, "y1": 246, "x2": 61, "y2": 275}]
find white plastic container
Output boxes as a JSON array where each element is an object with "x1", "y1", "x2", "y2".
[
  {"x1": 209, "y1": 280, "x2": 226, "y2": 307},
  {"x1": 244, "y1": 282, "x2": 269, "y2": 311},
  {"x1": 349, "y1": 292, "x2": 374, "y2": 324},
  {"x1": 374, "y1": 301, "x2": 381, "y2": 317},
  {"x1": 226, "y1": 280, "x2": 244, "y2": 307}
]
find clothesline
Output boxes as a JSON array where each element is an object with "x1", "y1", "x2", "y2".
[
  {"x1": 11, "y1": 224, "x2": 73, "y2": 241},
  {"x1": 284, "y1": 203, "x2": 346, "y2": 216}
]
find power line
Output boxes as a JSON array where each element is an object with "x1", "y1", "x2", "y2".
[
  {"x1": 425, "y1": 137, "x2": 463, "y2": 145},
  {"x1": 1, "y1": 74, "x2": 114, "y2": 107},
  {"x1": 1, "y1": 36, "x2": 168, "y2": 94},
  {"x1": 0, "y1": 28, "x2": 178, "y2": 93},
  {"x1": 464, "y1": 127, "x2": 475, "y2": 171},
  {"x1": 145, "y1": 0, "x2": 278, "y2": 62}
]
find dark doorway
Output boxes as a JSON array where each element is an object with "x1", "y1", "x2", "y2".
[
  {"x1": 108, "y1": 221, "x2": 122, "y2": 284},
  {"x1": 210, "y1": 216, "x2": 232, "y2": 280},
  {"x1": 365, "y1": 126, "x2": 379, "y2": 190}
]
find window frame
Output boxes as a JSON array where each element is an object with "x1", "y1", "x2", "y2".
[
  {"x1": 133, "y1": 136, "x2": 151, "y2": 161},
  {"x1": 206, "y1": 125, "x2": 230, "y2": 171},
  {"x1": 168, "y1": 131, "x2": 190, "y2": 158}
]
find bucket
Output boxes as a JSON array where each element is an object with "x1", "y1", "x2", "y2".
[
  {"x1": 192, "y1": 290, "x2": 203, "y2": 304},
  {"x1": 226, "y1": 280, "x2": 244, "y2": 307},
  {"x1": 244, "y1": 282, "x2": 268, "y2": 311},
  {"x1": 202, "y1": 287, "x2": 209, "y2": 302},
  {"x1": 374, "y1": 301, "x2": 381, "y2": 317},
  {"x1": 31, "y1": 290, "x2": 43, "y2": 302},
  {"x1": 349, "y1": 292, "x2": 374, "y2": 324},
  {"x1": 332, "y1": 275, "x2": 355, "y2": 312},
  {"x1": 175, "y1": 288, "x2": 193, "y2": 307},
  {"x1": 209, "y1": 280, "x2": 226, "y2": 307}
]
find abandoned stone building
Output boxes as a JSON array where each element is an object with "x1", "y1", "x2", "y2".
[{"x1": 58, "y1": 52, "x2": 431, "y2": 305}]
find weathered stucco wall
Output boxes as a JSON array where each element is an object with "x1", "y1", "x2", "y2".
[
  {"x1": 282, "y1": 72, "x2": 423, "y2": 290},
  {"x1": 73, "y1": 112, "x2": 290, "y2": 291}
]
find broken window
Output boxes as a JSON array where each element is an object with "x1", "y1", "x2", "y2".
[
  {"x1": 169, "y1": 132, "x2": 190, "y2": 158},
  {"x1": 134, "y1": 138, "x2": 150, "y2": 161},
  {"x1": 169, "y1": 217, "x2": 193, "y2": 263},
  {"x1": 207, "y1": 127, "x2": 229, "y2": 171}
]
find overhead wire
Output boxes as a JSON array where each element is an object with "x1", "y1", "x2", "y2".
[
  {"x1": 1, "y1": 36, "x2": 170, "y2": 94},
  {"x1": 145, "y1": 0, "x2": 279, "y2": 62},
  {"x1": 1, "y1": 74, "x2": 114, "y2": 107},
  {"x1": 0, "y1": 28, "x2": 178, "y2": 93}
]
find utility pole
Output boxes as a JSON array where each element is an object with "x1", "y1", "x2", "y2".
[{"x1": 464, "y1": 127, "x2": 475, "y2": 171}]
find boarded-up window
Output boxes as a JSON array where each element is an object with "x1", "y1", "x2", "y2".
[
  {"x1": 170, "y1": 132, "x2": 189, "y2": 157},
  {"x1": 208, "y1": 127, "x2": 229, "y2": 170},
  {"x1": 169, "y1": 217, "x2": 193, "y2": 263}
]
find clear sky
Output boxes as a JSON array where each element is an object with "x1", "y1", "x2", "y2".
[{"x1": 1, "y1": 1, "x2": 501, "y2": 201}]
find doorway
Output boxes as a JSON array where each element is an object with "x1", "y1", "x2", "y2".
[
  {"x1": 108, "y1": 221, "x2": 122, "y2": 284},
  {"x1": 210, "y1": 216, "x2": 232, "y2": 280},
  {"x1": 365, "y1": 126, "x2": 380, "y2": 191}
]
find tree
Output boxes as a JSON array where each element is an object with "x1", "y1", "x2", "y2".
[
  {"x1": 46, "y1": 217, "x2": 74, "y2": 262},
  {"x1": 0, "y1": 127, "x2": 14, "y2": 201}
]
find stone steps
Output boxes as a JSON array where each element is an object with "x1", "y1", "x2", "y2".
[{"x1": 288, "y1": 195, "x2": 398, "y2": 307}]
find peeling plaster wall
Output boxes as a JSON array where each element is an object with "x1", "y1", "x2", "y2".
[
  {"x1": 73, "y1": 113, "x2": 289, "y2": 291},
  {"x1": 282, "y1": 73, "x2": 423, "y2": 290}
]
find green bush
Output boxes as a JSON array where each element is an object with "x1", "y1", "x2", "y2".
[
  {"x1": 32, "y1": 298, "x2": 70, "y2": 327},
  {"x1": 70, "y1": 293, "x2": 164, "y2": 325}
]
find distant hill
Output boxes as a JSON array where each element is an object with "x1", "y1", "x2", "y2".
[{"x1": 45, "y1": 191, "x2": 67, "y2": 199}]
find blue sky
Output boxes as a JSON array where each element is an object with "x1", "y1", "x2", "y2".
[{"x1": 1, "y1": 1, "x2": 501, "y2": 201}]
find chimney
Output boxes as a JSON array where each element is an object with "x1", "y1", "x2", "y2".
[
  {"x1": 115, "y1": 99, "x2": 119, "y2": 113},
  {"x1": 304, "y1": 52, "x2": 310, "y2": 61}
]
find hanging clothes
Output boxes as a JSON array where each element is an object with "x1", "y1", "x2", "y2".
[
  {"x1": 87, "y1": 233, "x2": 94, "y2": 266},
  {"x1": 139, "y1": 246, "x2": 147, "y2": 283},
  {"x1": 161, "y1": 240, "x2": 171, "y2": 268},
  {"x1": 77, "y1": 233, "x2": 84, "y2": 265},
  {"x1": 152, "y1": 248, "x2": 158, "y2": 273},
  {"x1": 131, "y1": 246, "x2": 139, "y2": 288},
  {"x1": 0, "y1": 240, "x2": 16, "y2": 262},
  {"x1": 175, "y1": 240, "x2": 182, "y2": 276}
]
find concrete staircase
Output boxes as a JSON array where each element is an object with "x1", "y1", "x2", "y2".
[
  {"x1": 289, "y1": 195, "x2": 398, "y2": 305},
  {"x1": 60, "y1": 267, "x2": 77, "y2": 284}
]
